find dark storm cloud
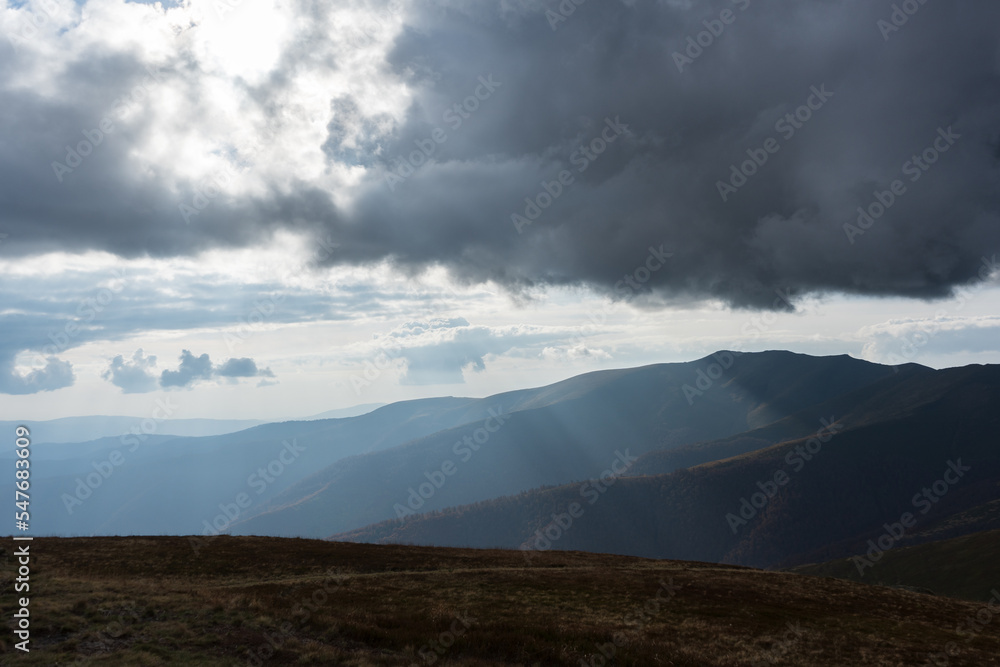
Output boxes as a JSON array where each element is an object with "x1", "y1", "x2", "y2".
[
  {"x1": 328, "y1": 0, "x2": 1000, "y2": 307},
  {"x1": 159, "y1": 349, "x2": 213, "y2": 387},
  {"x1": 96, "y1": 347, "x2": 275, "y2": 392},
  {"x1": 0, "y1": 44, "x2": 337, "y2": 258},
  {"x1": 157, "y1": 350, "x2": 274, "y2": 389},
  {"x1": 215, "y1": 357, "x2": 274, "y2": 378},
  {"x1": 3, "y1": 0, "x2": 999, "y2": 308}
]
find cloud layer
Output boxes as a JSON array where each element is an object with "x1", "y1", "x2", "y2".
[
  {"x1": 104, "y1": 348, "x2": 274, "y2": 392},
  {"x1": 0, "y1": 355, "x2": 74, "y2": 395},
  {"x1": 102, "y1": 348, "x2": 159, "y2": 393},
  {"x1": 0, "y1": 0, "x2": 996, "y2": 311},
  {"x1": 352, "y1": 317, "x2": 576, "y2": 385}
]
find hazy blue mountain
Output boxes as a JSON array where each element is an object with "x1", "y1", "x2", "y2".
[
  {"x1": 299, "y1": 403, "x2": 386, "y2": 420},
  {"x1": 229, "y1": 351, "x2": 903, "y2": 538},
  {"x1": 626, "y1": 362, "x2": 932, "y2": 477},
  {"x1": 5, "y1": 350, "x2": 951, "y2": 547},
  {"x1": 2, "y1": 396, "x2": 487, "y2": 536},
  {"x1": 0, "y1": 416, "x2": 264, "y2": 445},
  {"x1": 336, "y1": 364, "x2": 1000, "y2": 571}
]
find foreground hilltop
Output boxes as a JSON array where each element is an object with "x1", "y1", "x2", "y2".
[{"x1": 1, "y1": 536, "x2": 998, "y2": 665}]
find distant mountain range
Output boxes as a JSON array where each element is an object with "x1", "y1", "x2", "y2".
[
  {"x1": 6, "y1": 396, "x2": 499, "y2": 535},
  {"x1": 0, "y1": 403, "x2": 383, "y2": 445},
  {"x1": 6, "y1": 351, "x2": 997, "y2": 579},
  {"x1": 0, "y1": 416, "x2": 265, "y2": 445},
  {"x1": 231, "y1": 351, "x2": 903, "y2": 538},
  {"x1": 299, "y1": 403, "x2": 386, "y2": 421},
  {"x1": 336, "y1": 359, "x2": 1000, "y2": 571}
]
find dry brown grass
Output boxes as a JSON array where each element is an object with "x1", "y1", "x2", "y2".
[{"x1": 1, "y1": 536, "x2": 998, "y2": 665}]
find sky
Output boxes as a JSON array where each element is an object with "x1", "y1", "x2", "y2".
[{"x1": 0, "y1": 0, "x2": 998, "y2": 421}]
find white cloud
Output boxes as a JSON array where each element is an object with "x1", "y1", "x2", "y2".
[
  {"x1": 859, "y1": 315, "x2": 1000, "y2": 366},
  {"x1": 351, "y1": 318, "x2": 581, "y2": 385},
  {"x1": 102, "y1": 348, "x2": 158, "y2": 393},
  {"x1": 0, "y1": 355, "x2": 74, "y2": 395}
]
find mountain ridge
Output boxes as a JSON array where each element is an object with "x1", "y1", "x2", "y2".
[{"x1": 334, "y1": 363, "x2": 1000, "y2": 571}]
